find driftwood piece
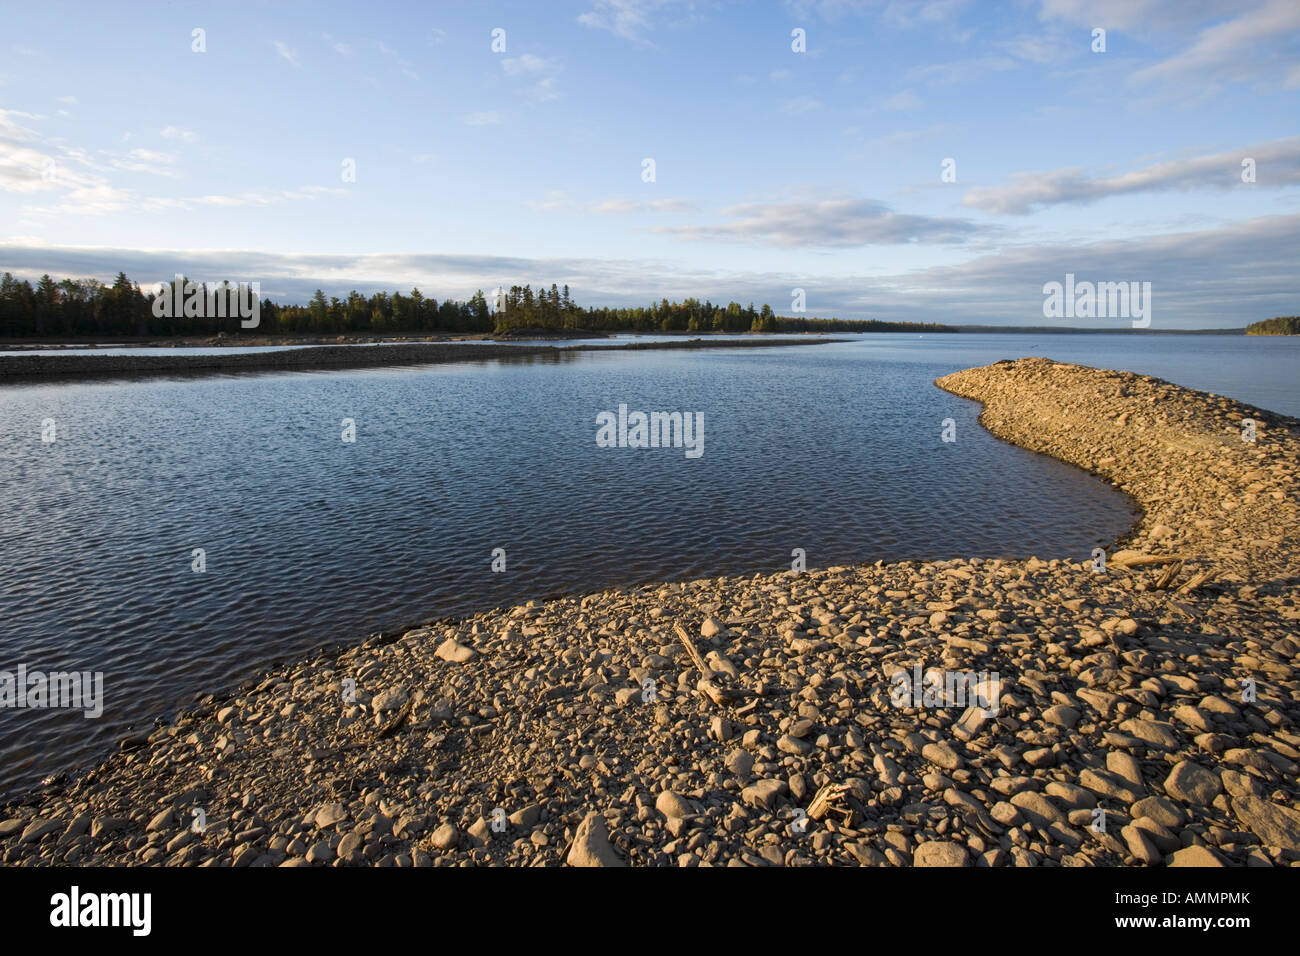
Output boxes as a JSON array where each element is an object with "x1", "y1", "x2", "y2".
[
  {"x1": 674, "y1": 623, "x2": 711, "y2": 676},
  {"x1": 1109, "y1": 553, "x2": 1187, "y2": 569},
  {"x1": 1175, "y1": 569, "x2": 1213, "y2": 594},
  {"x1": 807, "y1": 783, "x2": 848, "y2": 820},
  {"x1": 1153, "y1": 560, "x2": 1184, "y2": 590},
  {"x1": 695, "y1": 678, "x2": 753, "y2": 707},
  {"x1": 374, "y1": 699, "x2": 413, "y2": 739}
]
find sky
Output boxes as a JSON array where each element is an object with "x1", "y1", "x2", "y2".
[{"x1": 1, "y1": 0, "x2": 1298, "y2": 327}]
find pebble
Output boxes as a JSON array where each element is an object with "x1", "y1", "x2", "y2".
[{"x1": 566, "y1": 813, "x2": 624, "y2": 867}]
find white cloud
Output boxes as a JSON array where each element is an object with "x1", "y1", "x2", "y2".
[
  {"x1": 371, "y1": 38, "x2": 419, "y2": 80},
  {"x1": 963, "y1": 137, "x2": 1300, "y2": 214},
  {"x1": 464, "y1": 111, "x2": 504, "y2": 126},
  {"x1": 778, "y1": 96, "x2": 824, "y2": 114},
  {"x1": 108, "y1": 148, "x2": 180, "y2": 177},
  {"x1": 323, "y1": 33, "x2": 351, "y2": 56},
  {"x1": 1129, "y1": 0, "x2": 1300, "y2": 92},
  {"x1": 525, "y1": 190, "x2": 573, "y2": 212},
  {"x1": 524, "y1": 193, "x2": 698, "y2": 214},
  {"x1": 590, "y1": 197, "x2": 698, "y2": 213},
  {"x1": 881, "y1": 90, "x2": 922, "y2": 110},
  {"x1": 578, "y1": 0, "x2": 670, "y2": 40},
  {"x1": 906, "y1": 56, "x2": 1017, "y2": 85},
  {"x1": 127, "y1": 148, "x2": 175, "y2": 164},
  {"x1": 1036, "y1": 0, "x2": 1245, "y2": 33},
  {"x1": 6, "y1": 212, "x2": 1291, "y2": 326},
  {"x1": 161, "y1": 126, "x2": 197, "y2": 142},
  {"x1": 881, "y1": 0, "x2": 969, "y2": 29},
  {"x1": 1000, "y1": 33, "x2": 1074, "y2": 65},
  {"x1": 501, "y1": 54, "x2": 562, "y2": 101},
  {"x1": 659, "y1": 196, "x2": 984, "y2": 247},
  {"x1": 274, "y1": 40, "x2": 301, "y2": 69},
  {"x1": 501, "y1": 54, "x2": 553, "y2": 76}
]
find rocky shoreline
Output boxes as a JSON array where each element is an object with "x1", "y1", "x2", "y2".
[{"x1": 3, "y1": 357, "x2": 1297, "y2": 867}]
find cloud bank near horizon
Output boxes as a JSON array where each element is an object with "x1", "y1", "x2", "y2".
[{"x1": 3, "y1": 211, "x2": 1296, "y2": 329}]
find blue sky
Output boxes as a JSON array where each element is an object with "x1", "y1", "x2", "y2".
[{"x1": 1, "y1": 0, "x2": 1298, "y2": 326}]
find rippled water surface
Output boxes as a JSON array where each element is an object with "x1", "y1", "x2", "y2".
[{"x1": 1, "y1": 333, "x2": 1295, "y2": 795}]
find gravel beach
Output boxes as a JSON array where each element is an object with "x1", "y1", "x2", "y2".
[{"x1": 3, "y1": 356, "x2": 1297, "y2": 867}]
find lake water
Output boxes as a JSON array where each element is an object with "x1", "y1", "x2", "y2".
[{"x1": 0, "y1": 333, "x2": 1294, "y2": 796}]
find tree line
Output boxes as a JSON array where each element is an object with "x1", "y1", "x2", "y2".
[
  {"x1": 1245, "y1": 316, "x2": 1300, "y2": 335},
  {"x1": 0, "y1": 271, "x2": 955, "y2": 338}
]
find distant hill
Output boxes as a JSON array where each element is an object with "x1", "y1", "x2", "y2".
[{"x1": 1245, "y1": 316, "x2": 1300, "y2": 335}]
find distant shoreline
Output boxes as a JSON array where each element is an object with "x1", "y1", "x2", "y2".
[
  {"x1": 0, "y1": 336, "x2": 845, "y2": 382},
  {"x1": 0, "y1": 324, "x2": 1251, "y2": 354}
]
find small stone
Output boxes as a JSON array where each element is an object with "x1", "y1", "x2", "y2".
[
  {"x1": 435, "y1": 638, "x2": 477, "y2": 663},
  {"x1": 566, "y1": 813, "x2": 625, "y2": 867},
  {"x1": 1169, "y1": 845, "x2": 1227, "y2": 867},
  {"x1": 1164, "y1": 760, "x2": 1222, "y2": 805},
  {"x1": 90, "y1": 816, "x2": 128, "y2": 839},
  {"x1": 1010, "y1": 792, "x2": 1066, "y2": 829},
  {"x1": 1023, "y1": 747, "x2": 1055, "y2": 768},
  {"x1": 741, "y1": 779, "x2": 788, "y2": 810},
  {"x1": 921, "y1": 742, "x2": 963, "y2": 770},
  {"x1": 18, "y1": 818, "x2": 62, "y2": 844},
  {"x1": 1045, "y1": 782, "x2": 1095, "y2": 810},
  {"x1": 914, "y1": 841, "x2": 969, "y2": 867},
  {"x1": 1230, "y1": 795, "x2": 1300, "y2": 851},
  {"x1": 1043, "y1": 705, "x2": 1081, "y2": 729},
  {"x1": 1119, "y1": 718, "x2": 1180, "y2": 751},
  {"x1": 1131, "y1": 796, "x2": 1187, "y2": 828},
  {"x1": 338, "y1": 831, "x2": 364, "y2": 864},
  {"x1": 709, "y1": 715, "x2": 734, "y2": 741},
  {"x1": 788, "y1": 718, "x2": 815, "y2": 739},
  {"x1": 952, "y1": 707, "x2": 990, "y2": 741},
  {"x1": 777, "y1": 734, "x2": 812, "y2": 756},
  {"x1": 656, "y1": 791, "x2": 696, "y2": 820},
  {"x1": 314, "y1": 803, "x2": 348, "y2": 829},
  {"x1": 371, "y1": 687, "x2": 408, "y2": 713},
  {"x1": 725, "y1": 748, "x2": 754, "y2": 778},
  {"x1": 1121, "y1": 825, "x2": 1161, "y2": 865},
  {"x1": 990, "y1": 802, "x2": 1023, "y2": 827},
  {"x1": 508, "y1": 805, "x2": 542, "y2": 829},
  {"x1": 306, "y1": 841, "x2": 334, "y2": 864},
  {"x1": 430, "y1": 824, "x2": 459, "y2": 850},
  {"x1": 1106, "y1": 751, "x2": 1145, "y2": 789},
  {"x1": 1080, "y1": 768, "x2": 1143, "y2": 804}
]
